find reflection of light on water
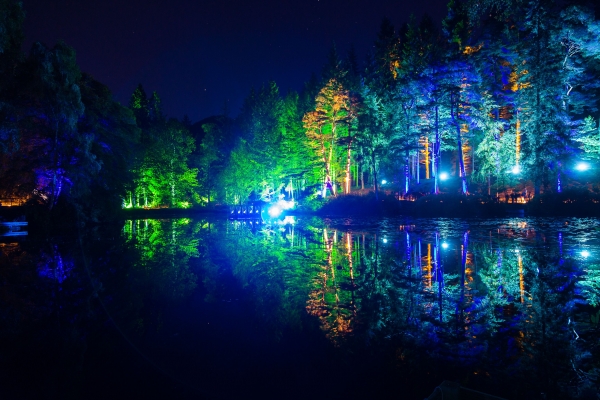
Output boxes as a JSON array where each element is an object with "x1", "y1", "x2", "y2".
[
  {"x1": 581, "y1": 250, "x2": 590, "y2": 258},
  {"x1": 278, "y1": 216, "x2": 296, "y2": 225},
  {"x1": 575, "y1": 162, "x2": 590, "y2": 171},
  {"x1": 518, "y1": 253, "x2": 525, "y2": 303}
]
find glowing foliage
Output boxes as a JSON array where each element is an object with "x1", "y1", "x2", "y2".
[{"x1": 303, "y1": 79, "x2": 355, "y2": 197}]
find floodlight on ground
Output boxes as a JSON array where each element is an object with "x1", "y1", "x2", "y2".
[{"x1": 268, "y1": 205, "x2": 282, "y2": 218}]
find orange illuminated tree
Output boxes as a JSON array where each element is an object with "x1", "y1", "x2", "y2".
[{"x1": 303, "y1": 79, "x2": 356, "y2": 197}]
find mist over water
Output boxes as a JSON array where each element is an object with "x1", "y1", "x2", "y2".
[{"x1": 2, "y1": 217, "x2": 599, "y2": 399}]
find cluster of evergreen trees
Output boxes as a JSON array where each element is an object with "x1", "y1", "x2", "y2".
[
  {"x1": 298, "y1": 0, "x2": 600, "y2": 200},
  {"x1": 1, "y1": 0, "x2": 600, "y2": 217}
]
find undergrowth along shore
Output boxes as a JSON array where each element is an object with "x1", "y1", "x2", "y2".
[
  {"x1": 312, "y1": 189, "x2": 600, "y2": 218},
  {"x1": 3, "y1": 189, "x2": 599, "y2": 236}
]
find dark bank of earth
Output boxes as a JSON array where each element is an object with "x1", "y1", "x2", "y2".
[
  {"x1": 2, "y1": 189, "x2": 599, "y2": 233},
  {"x1": 314, "y1": 189, "x2": 600, "y2": 218}
]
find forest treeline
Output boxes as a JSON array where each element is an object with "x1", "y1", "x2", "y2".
[{"x1": 1, "y1": 0, "x2": 600, "y2": 221}]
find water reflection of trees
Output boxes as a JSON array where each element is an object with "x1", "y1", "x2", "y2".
[
  {"x1": 0, "y1": 236, "x2": 115, "y2": 398},
  {"x1": 217, "y1": 218, "x2": 600, "y2": 398},
  {"x1": 2, "y1": 217, "x2": 599, "y2": 398},
  {"x1": 123, "y1": 218, "x2": 200, "y2": 302}
]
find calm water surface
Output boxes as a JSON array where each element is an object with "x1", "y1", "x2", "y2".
[{"x1": 1, "y1": 216, "x2": 600, "y2": 399}]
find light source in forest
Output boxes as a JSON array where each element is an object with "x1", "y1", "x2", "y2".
[
  {"x1": 268, "y1": 205, "x2": 282, "y2": 217},
  {"x1": 267, "y1": 199, "x2": 295, "y2": 218},
  {"x1": 442, "y1": 242, "x2": 449, "y2": 249},
  {"x1": 440, "y1": 172, "x2": 449, "y2": 181},
  {"x1": 381, "y1": 179, "x2": 387, "y2": 185},
  {"x1": 511, "y1": 165, "x2": 520, "y2": 174},
  {"x1": 575, "y1": 162, "x2": 590, "y2": 172}
]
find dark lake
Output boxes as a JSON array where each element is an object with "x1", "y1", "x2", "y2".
[{"x1": 2, "y1": 216, "x2": 600, "y2": 399}]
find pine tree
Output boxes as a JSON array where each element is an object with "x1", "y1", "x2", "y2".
[
  {"x1": 365, "y1": 18, "x2": 400, "y2": 100},
  {"x1": 24, "y1": 41, "x2": 86, "y2": 209}
]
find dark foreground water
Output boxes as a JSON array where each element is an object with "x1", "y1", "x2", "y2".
[{"x1": 1, "y1": 216, "x2": 600, "y2": 400}]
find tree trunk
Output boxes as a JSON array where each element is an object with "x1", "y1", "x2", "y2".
[
  {"x1": 433, "y1": 105, "x2": 441, "y2": 195},
  {"x1": 361, "y1": 167, "x2": 364, "y2": 190},
  {"x1": 345, "y1": 137, "x2": 353, "y2": 194},
  {"x1": 452, "y1": 95, "x2": 468, "y2": 194},
  {"x1": 424, "y1": 137, "x2": 430, "y2": 179},
  {"x1": 372, "y1": 155, "x2": 379, "y2": 201},
  {"x1": 404, "y1": 150, "x2": 410, "y2": 195}
]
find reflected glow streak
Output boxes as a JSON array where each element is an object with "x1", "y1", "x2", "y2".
[
  {"x1": 279, "y1": 216, "x2": 296, "y2": 225},
  {"x1": 575, "y1": 162, "x2": 590, "y2": 172},
  {"x1": 581, "y1": 250, "x2": 590, "y2": 258}
]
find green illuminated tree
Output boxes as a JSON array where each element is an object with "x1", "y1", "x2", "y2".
[
  {"x1": 187, "y1": 114, "x2": 237, "y2": 204},
  {"x1": 575, "y1": 116, "x2": 600, "y2": 159},
  {"x1": 279, "y1": 92, "x2": 314, "y2": 198},
  {"x1": 355, "y1": 87, "x2": 392, "y2": 199},
  {"x1": 135, "y1": 120, "x2": 198, "y2": 207},
  {"x1": 129, "y1": 84, "x2": 150, "y2": 130},
  {"x1": 231, "y1": 81, "x2": 286, "y2": 202}
]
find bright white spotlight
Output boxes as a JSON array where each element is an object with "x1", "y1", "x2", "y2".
[
  {"x1": 442, "y1": 242, "x2": 449, "y2": 249},
  {"x1": 440, "y1": 172, "x2": 449, "y2": 181},
  {"x1": 268, "y1": 205, "x2": 282, "y2": 218},
  {"x1": 383, "y1": 238, "x2": 388, "y2": 243},
  {"x1": 381, "y1": 179, "x2": 387, "y2": 185},
  {"x1": 511, "y1": 165, "x2": 520, "y2": 174},
  {"x1": 581, "y1": 250, "x2": 590, "y2": 258},
  {"x1": 575, "y1": 162, "x2": 590, "y2": 172}
]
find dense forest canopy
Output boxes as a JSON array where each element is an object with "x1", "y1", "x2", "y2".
[{"x1": 1, "y1": 0, "x2": 599, "y2": 219}]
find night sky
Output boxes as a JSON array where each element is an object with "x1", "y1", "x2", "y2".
[{"x1": 22, "y1": 0, "x2": 449, "y2": 122}]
